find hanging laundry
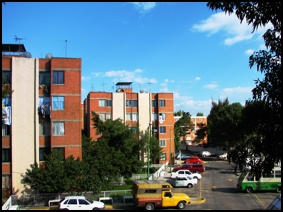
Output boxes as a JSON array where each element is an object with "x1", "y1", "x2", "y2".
[{"x1": 2, "y1": 106, "x2": 11, "y2": 125}]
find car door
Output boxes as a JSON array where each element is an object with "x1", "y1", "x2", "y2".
[
  {"x1": 78, "y1": 199, "x2": 92, "y2": 210},
  {"x1": 65, "y1": 198, "x2": 78, "y2": 210},
  {"x1": 178, "y1": 170, "x2": 185, "y2": 178}
]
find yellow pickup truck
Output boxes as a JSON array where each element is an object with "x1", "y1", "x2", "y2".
[{"x1": 132, "y1": 180, "x2": 190, "y2": 210}]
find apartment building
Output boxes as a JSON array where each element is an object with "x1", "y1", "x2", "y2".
[
  {"x1": 83, "y1": 82, "x2": 174, "y2": 165},
  {"x1": 2, "y1": 44, "x2": 82, "y2": 195},
  {"x1": 174, "y1": 115, "x2": 208, "y2": 145}
]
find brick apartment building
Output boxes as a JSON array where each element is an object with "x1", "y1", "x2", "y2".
[
  {"x1": 2, "y1": 44, "x2": 82, "y2": 195},
  {"x1": 83, "y1": 82, "x2": 175, "y2": 165}
]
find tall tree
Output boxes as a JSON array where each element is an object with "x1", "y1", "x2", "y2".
[{"x1": 207, "y1": 2, "x2": 281, "y2": 174}]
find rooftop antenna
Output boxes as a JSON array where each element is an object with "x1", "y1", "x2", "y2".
[
  {"x1": 91, "y1": 83, "x2": 94, "y2": 91},
  {"x1": 57, "y1": 40, "x2": 71, "y2": 57},
  {"x1": 14, "y1": 35, "x2": 26, "y2": 54},
  {"x1": 101, "y1": 82, "x2": 106, "y2": 92}
]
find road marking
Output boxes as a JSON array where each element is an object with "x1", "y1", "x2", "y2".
[{"x1": 253, "y1": 193, "x2": 266, "y2": 209}]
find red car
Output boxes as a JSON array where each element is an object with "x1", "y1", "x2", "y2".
[{"x1": 184, "y1": 156, "x2": 203, "y2": 164}]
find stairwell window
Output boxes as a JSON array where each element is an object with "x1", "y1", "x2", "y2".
[
  {"x1": 2, "y1": 149, "x2": 10, "y2": 162},
  {"x1": 39, "y1": 148, "x2": 50, "y2": 161},
  {"x1": 2, "y1": 124, "x2": 10, "y2": 136},
  {"x1": 159, "y1": 100, "x2": 165, "y2": 107},
  {"x1": 52, "y1": 147, "x2": 65, "y2": 160},
  {"x1": 52, "y1": 121, "x2": 65, "y2": 136},
  {"x1": 52, "y1": 96, "x2": 65, "y2": 110},
  {"x1": 39, "y1": 72, "x2": 50, "y2": 85},
  {"x1": 160, "y1": 126, "x2": 166, "y2": 134},
  {"x1": 52, "y1": 71, "x2": 64, "y2": 84},
  {"x1": 2, "y1": 71, "x2": 11, "y2": 84},
  {"x1": 160, "y1": 139, "x2": 166, "y2": 147},
  {"x1": 39, "y1": 121, "x2": 50, "y2": 136}
]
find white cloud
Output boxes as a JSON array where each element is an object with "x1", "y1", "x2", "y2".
[
  {"x1": 204, "y1": 83, "x2": 218, "y2": 90},
  {"x1": 195, "y1": 77, "x2": 201, "y2": 81},
  {"x1": 245, "y1": 49, "x2": 254, "y2": 55},
  {"x1": 81, "y1": 76, "x2": 91, "y2": 81},
  {"x1": 220, "y1": 86, "x2": 253, "y2": 98},
  {"x1": 192, "y1": 12, "x2": 271, "y2": 46},
  {"x1": 130, "y1": 2, "x2": 156, "y2": 13}
]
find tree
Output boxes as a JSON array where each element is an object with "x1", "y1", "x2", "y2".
[
  {"x1": 207, "y1": 2, "x2": 281, "y2": 174},
  {"x1": 196, "y1": 112, "x2": 204, "y2": 116}
]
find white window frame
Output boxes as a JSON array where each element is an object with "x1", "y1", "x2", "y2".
[
  {"x1": 52, "y1": 121, "x2": 65, "y2": 136},
  {"x1": 159, "y1": 139, "x2": 166, "y2": 147}
]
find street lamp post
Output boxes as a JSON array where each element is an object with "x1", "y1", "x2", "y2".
[
  {"x1": 147, "y1": 122, "x2": 152, "y2": 180},
  {"x1": 170, "y1": 129, "x2": 172, "y2": 172}
]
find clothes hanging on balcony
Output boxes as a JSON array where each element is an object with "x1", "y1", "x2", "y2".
[
  {"x1": 2, "y1": 106, "x2": 11, "y2": 125},
  {"x1": 38, "y1": 103, "x2": 50, "y2": 118}
]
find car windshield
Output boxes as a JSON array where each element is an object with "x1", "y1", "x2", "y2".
[{"x1": 85, "y1": 198, "x2": 92, "y2": 203}]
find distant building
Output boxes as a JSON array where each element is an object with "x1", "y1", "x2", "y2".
[
  {"x1": 2, "y1": 44, "x2": 82, "y2": 195},
  {"x1": 83, "y1": 82, "x2": 175, "y2": 164}
]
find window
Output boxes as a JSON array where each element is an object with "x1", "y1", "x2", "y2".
[
  {"x1": 106, "y1": 113, "x2": 112, "y2": 120},
  {"x1": 68, "y1": 199, "x2": 77, "y2": 205},
  {"x1": 159, "y1": 113, "x2": 166, "y2": 121},
  {"x1": 52, "y1": 96, "x2": 65, "y2": 110},
  {"x1": 160, "y1": 153, "x2": 166, "y2": 161},
  {"x1": 52, "y1": 122, "x2": 65, "y2": 135},
  {"x1": 52, "y1": 147, "x2": 65, "y2": 160},
  {"x1": 39, "y1": 121, "x2": 50, "y2": 136},
  {"x1": 132, "y1": 113, "x2": 138, "y2": 121},
  {"x1": 160, "y1": 139, "x2": 166, "y2": 147},
  {"x1": 152, "y1": 100, "x2": 157, "y2": 107},
  {"x1": 99, "y1": 113, "x2": 106, "y2": 121},
  {"x1": 39, "y1": 148, "x2": 50, "y2": 161},
  {"x1": 79, "y1": 199, "x2": 89, "y2": 205},
  {"x1": 126, "y1": 113, "x2": 132, "y2": 121},
  {"x1": 145, "y1": 189, "x2": 157, "y2": 193},
  {"x1": 52, "y1": 71, "x2": 64, "y2": 84},
  {"x1": 2, "y1": 124, "x2": 10, "y2": 136},
  {"x1": 39, "y1": 72, "x2": 50, "y2": 85},
  {"x1": 99, "y1": 99, "x2": 112, "y2": 107},
  {"x1": 159, "y1": 100, "x2": 165, "y2": 107},
  {"x1": 2, "y1": 97, "x2": 11, "y2": 107},
  {"x1": 126, "y1": 100, "x2": 138, "y2": 107},
  {"x1": 275, "y1": 171, "x2": 281, "y2": 178},
  {"x1": 2, "y1": 71, "x2": 11, "y2": 84},
  {"x1": 2, "y1": 175, "x2": 11, "y2": 189},
  {"x1": 2, "y1": 149, "x2": 11, "y2": 162},
  {"x1": 160, "y1": 126, "x2": 166, "y2": 134}
]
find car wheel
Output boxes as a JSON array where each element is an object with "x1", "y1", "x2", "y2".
[
  {"x1": 177, "y1": 201, "x2": 186, "y2": 209},
  {"x1": 276, "y1": 186, "x2": 281, "y2": 193},
  {"x1": 246, "y1": 187, "x2": 253, "y2": 193},
  {"x1": 145, "y1": 203, "x2": 154, "y2": 210},
  {"x1": 92, "y1": 208, "x2": 100, "y2": 210},
  {"x1": 187, "y1": 184, "x2": 193, "y2": 188},
  {"x1": 193, "y1": 176, "x2": 198, "y2": 179}
]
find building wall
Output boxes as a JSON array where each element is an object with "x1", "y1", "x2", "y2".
[{"x1": 2, "y1": 55, "x2": 82, "y2": 195}]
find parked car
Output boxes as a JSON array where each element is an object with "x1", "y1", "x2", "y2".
[
  {"x1": 218, "y1": 153, "x2": 227, "y2": 159},
  {"x1": 58, "y1": 196, "x2": 105, "y2": 210},
  {"x1": 184, "y1": 156, "x2": 203, "y2": 164},
  {"x1": 201, "y1": 151, "x2": 212, "y2": 157},
  {"x1": 172, "y1": 163, "x2": 205, "y2": 174},
  {"x1": 175, "y1": 154, "x2": 191, "y2": 160},
  {"x1": 170, "y1": 169, "x2": 202, "y2": 180},
  {"x1": 173, "y1": 176, "x2": 198, "y2": 188}
]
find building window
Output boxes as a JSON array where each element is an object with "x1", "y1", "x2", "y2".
[
  {"x1": 2, "y1": 97, "x2": 11, "y2": 107},
  {"x1": 126, "y1": 113, "x2": 132, "y2": 121},
  {"x1": 132, "y1": 113, "x2": 138, "y2": 121},
  {"x1": 52, "y1": 71, "x2": 64, "y2": 84},
  {"x1": 39, "y1": 72, "x2": 51, "y2": 85},
  {"x1": 52, "y1": 147, "x2": 65, "y2": 160},
  {"x1": 99, "y1": 99, "x2": 105, "y2": 107},
  {"x1": 154, "y1": 127, "x2": 158, "y2": 134},
  {"x1": 106, "y1": 113, "x2": 112, "y2": 120},
  {"x1": 159, "y1": 113, "x2": 166, "y2": 121},
  {"x1": 99, "y1": 113, "x2": 106, "y2": 121},
  {"x1": 2, "y1": 124, "x2": 10, "y2": 136},
  {"x1": 159, "y1": 100, "x2": 165, "y2": 107},
  {"x1": 2, "y1": 71, "x2": 11, "y2": 84},
  {"x1": 52, "y1": 122, "x2": 65, "y2": 136},
  {"x1": 129, "y1": 126, "x2": 137, "y2": 133},
  {"x1": 39, "y1": 121, "x2": 50, "y2": 136},
  {"x1": 2, "y1": 149, "x2": 11, "y2": 162},
  {"x1": 2, "y1": 175, "x2": 11, "y2": 189},
  {"x1": 160, "y1": 153, "x2": 166, "y2": 161},
  {"x1": 126, "y1": 100, "x2": 138, "y2": 107},
  {"x1": 160, "y1": 139, "x2": 166, "y2": 147},
  {"x1": 160, "y1": 126, "x2": 166, "y2": 134},
  {"x1": 152, "y1": 100, "x2": 157, "y2": 107},
  {"x1": 106, "y1": 100, "x2": 112, "y2": 107},
  {"x1": 39, "y1": 148, "x2": 50, "y2": 161},
  {"x1": 52, "y1": 96, "x2": 65, "y2": 110}
]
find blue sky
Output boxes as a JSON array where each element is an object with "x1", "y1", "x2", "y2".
[{"x1": 2, "y1": 2, "x2": 269, "y2": 116}]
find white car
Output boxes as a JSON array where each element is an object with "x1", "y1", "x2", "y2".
[
  {"x1": 219, "y1": 153, "x2": 227, "y2": 159},
  {"x1": 201, "y1": 151, "x2": 212, "y2": 157},
  {"x1": 58, "y1": 196, "x2": 105, "y2": 210},
  {"x1": 170, "y1": 169, "x2": 202, "y2": 180},
  {"x1": 174, "y1": 176, "x2": 198, "y2": 188}
]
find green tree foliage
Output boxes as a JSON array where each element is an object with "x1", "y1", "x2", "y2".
[
  {"x1": 91, "y1": 111, "x2": 145, "y2": 178},
  {"x1": 22, "y1": 152, "x2": 82, "y2": 193},
  {"x1": 207, "y1": 98, "x2": 243, "y2": 147},
  {"x1": 196, "y1": 112, "x2": 204, "y2": 116},
  {"x1": 207, "y1": 2, "x2": 281, "y2": 174}
]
